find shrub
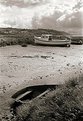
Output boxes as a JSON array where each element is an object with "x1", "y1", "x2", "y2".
[
  {"x1": 0, "y1": 36, "x2": 34, "y2": 47},
  {"x1": 0, "y1": 39, "x2": 6, "y2": 46},
  {"x1": 21, "y1": 43, "x2": 27, "y2": 47}
]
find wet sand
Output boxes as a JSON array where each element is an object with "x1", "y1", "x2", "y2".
[{"x1": 0, "y1": 44, "x2": 83, "y2": 94}]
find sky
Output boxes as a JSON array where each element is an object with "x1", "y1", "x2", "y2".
[{"x1": 0, "y1": 0, "x2": 83, "y2": 34}]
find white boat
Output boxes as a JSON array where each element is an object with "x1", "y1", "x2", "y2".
[{"x1": 34, "y1": 34, "x2": 71, "y2": 47}]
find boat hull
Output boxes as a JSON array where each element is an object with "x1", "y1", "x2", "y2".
[{"x1": 34, "y1": 37, "x2": 71, "y2": 46}]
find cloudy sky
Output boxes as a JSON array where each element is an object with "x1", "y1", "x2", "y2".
[{"x1": 0, "y1": 0, "x2": 83, "y2": 34}]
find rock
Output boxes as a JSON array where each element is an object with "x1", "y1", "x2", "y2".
[{"x1": 67, "y1": 63, "x2": 70, "y2": 66}]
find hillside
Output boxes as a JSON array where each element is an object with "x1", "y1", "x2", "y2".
[
  {"x1": 0, "y1": 28, "x2": 69, "y2": 36},
  {"x1": 1, "y1": 28, "x2": 82, "y2": 46},
  {"x1": 0, "y1": 28, "x2": 69, "y2": 46}
]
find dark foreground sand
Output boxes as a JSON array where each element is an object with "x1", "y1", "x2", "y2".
[{"x1": 0, "y1": 44, "x2": 83, "y2": 120}]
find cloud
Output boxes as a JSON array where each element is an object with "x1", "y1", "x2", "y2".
[
  {"x1": 0, "y1": 0, "x2": 56, "y2": 28},
  {"x1": 73, "y1": 0, "x2": 83, "y2": 10},
  {"x1": 0, "y1": 0, "x2": 48, "y2": 8},
  {"x1": 32, "y1": 11, "x2": 62, "y2": 29},
  {"x1": 57, "y1": 0, "x2": 83, "y2": 29},
  {"x1": 0, "y1": 4, "x2": 34, "y2": 28},
  {"x1": 0, "y1": 0, "x2": 83, "y2": 34},
  {"x1": 32, "y1": 0, "x2": 83, "y2": 31},
  {"x1": 62, "y1": 12, "x2": 83, "y2": 29}
]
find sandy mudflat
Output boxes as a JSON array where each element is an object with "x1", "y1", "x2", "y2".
[
  {"x1": 0, "y1": 44, "x2": 83, "y2": 119},
  {"x1": 0, "y1": 44, "x2": 83, "y2": 94}
]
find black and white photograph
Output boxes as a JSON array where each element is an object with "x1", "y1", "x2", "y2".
[{"x1": 0, "y1": 0, "x2": 83, "y2": 121}]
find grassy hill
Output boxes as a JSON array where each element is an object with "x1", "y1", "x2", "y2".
[
  {"x1": 0, "y1": 28, "x2": 68, "y2": 36},
  {"x1": 0, "y1": 28, "x2": 69, "y2": 46}
]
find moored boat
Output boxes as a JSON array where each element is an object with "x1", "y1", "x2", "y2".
[
  {"x1": 71, "y1": 35, "x2": 83, "y2": 45},
  {"x1": 34, "y1": 34, "x2": 71, "y2": 47}
]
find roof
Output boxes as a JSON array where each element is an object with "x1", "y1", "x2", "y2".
[{"x1": 42, "y1": 34, "x2": 53, "y2": 36}]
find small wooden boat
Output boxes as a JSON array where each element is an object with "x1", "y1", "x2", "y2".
[
  {"x1": 34, "y1": 34, "x2": 71, "y2": 47},
  {"x1": 11, "y1": 85, "x2": 57, "y2": 107}
]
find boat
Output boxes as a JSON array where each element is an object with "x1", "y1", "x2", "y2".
[
  {"x1": 71, "y1": 35, "x2": 83, "y2": 45},
  {"x1": 34, "y1": 34, "x2": 71, "y2": 47},
  {"x1": 11, "y1": 85, "x2": 56, "y2": 109}
]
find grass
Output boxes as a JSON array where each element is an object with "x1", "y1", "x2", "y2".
[
  {"x1": 0, "y1": 36, "x2": 34, "y2": 47},
  {"x1": 14, "y1": 75, "x2": 83, "y2": 121}
]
